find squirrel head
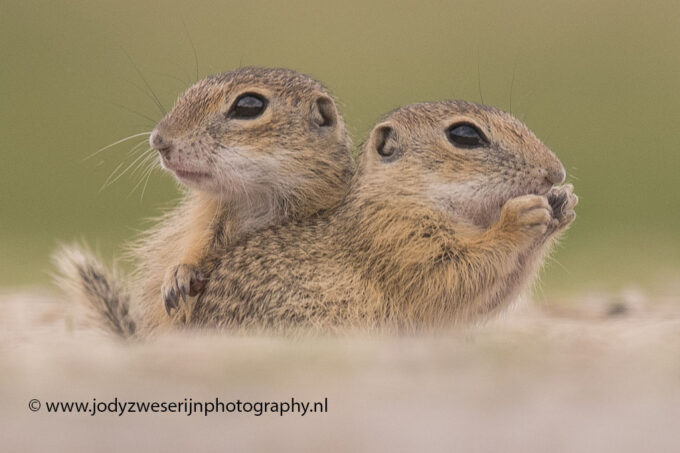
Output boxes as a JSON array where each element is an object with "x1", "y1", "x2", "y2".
[
  {"x1": 356, "y1": 100, "x2": 566, "y2": 228},
  {"x1": 149, "y1": 67, "x2": 353, "y2": 214}
]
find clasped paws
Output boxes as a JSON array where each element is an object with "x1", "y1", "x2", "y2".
[{"x1": 499, "y1": 184, "x2": 578, "y2": 246}]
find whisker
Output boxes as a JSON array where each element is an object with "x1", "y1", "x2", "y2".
[
  {"x1": 99, "y1": 161, "x2": 125, "y2": 192},
  {"x1": 140, "y1": 162, "x2": 157, "y2": 201},
  {"x1": 547, "y1": 254, "x2": 570, "y2": 274},
  {"x1": 519, "y1": 86, "x2": 537, "y2": 122},
  {"x1": 182, "y1": 20, "x2": 200, "y2": 81},
  {"x1": 107, "y1": 100, "x2": 158, "y2": 125},
  {"x1": 167, "y1": 59, "x2": 193, "y2": 87},
  {"x1": 151, "y1": 71, "x2": 189, "y2": 87},
  {"x1": 121, "y1": 48, "x2": 167, "y2": 116},
  {"x1": 508, "y1": 62, "x2": 517, "y2": 114},
  {"x1": 127, "y1": 139, "x2": 151, "y2": 157},
  {"x1": 476, "y1": 61, "x2": 484, "y2": 104},
  {"x1": 82, "y1": 131, "x2": 151, "y2": 162},
  {"x1": 128, "y1": 157, "x2": 158, "y2": 200},
  {"x1": 130, "y1": 150, "x2": 158, "y2": 177},
  {"x1": 100, "y1": 147, "x2": 154, "y2": 191},
  {"x1": 535, "y1": 273, "x2": 547, "y2": 302},
  {"x1": 128, "y1": 157, "x2": 156, "y2": 195}
]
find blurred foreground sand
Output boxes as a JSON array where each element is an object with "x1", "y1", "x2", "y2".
[{"x1": 1, "y1": 286, "x2": 679, "y2": 452}]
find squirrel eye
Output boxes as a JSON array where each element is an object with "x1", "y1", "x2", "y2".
[
  {"x1": 229, "y1": 93, "x2": 267, "y2": 119},
  {"x1": 447, "y1": 123, "x2": 487, "y2": 148}
]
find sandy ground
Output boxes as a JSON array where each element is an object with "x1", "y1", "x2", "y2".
[{"x1": 1, "y1": 286, "x2": 679, "y2": 452}]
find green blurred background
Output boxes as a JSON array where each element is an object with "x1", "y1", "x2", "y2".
[{"x1": 1, "y1": 0, "x2": 678, "y2": 297}]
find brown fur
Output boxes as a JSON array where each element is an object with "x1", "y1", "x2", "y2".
[
  {"x1": 191, "y1": 100, "x2": 577, "y2": 331},
  {"x1": 56, "y1": 67, "x2": 354, "y2": 336}
]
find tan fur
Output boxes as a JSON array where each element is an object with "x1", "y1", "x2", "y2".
[
  {"x1": 179, "y1": 193, "x2": 219, "y2": 265},
  {"x1": 56, "y1": 67, "x2": 354, "y2": 337},
  {"x1": 191, "y1": 100, "x2": 577, "y2": 332}
]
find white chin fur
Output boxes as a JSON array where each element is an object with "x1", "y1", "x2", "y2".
[{"x1": 427, "y1": 179, "x2": 502, "y2": 228}]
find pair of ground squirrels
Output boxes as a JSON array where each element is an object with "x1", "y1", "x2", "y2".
[{"x1": 55, "y1": 67, "x2": 577, "y2": 336}]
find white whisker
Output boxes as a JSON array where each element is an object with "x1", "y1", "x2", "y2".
[
  {"x1": 140, "y1": 163, "x2": 157, "y2": 201},
  {"x1": 128, "y1": 159, "x2": 154, "y2": 196},
  {"x1": 99, "y1": 161, "x2": 125, "y2": 193},
  {"x1": 101, "y1": 147, "x2": 154, "y2": 191},
  {"x1": 130, "y1": 150, "x2": 158, "y2": 177},
  {"x1": 127, "y1": 139, "x2": 151, "y2": 157},
  {"x1": 83, "y1": 131, "x2": 151, "y2": 162}
]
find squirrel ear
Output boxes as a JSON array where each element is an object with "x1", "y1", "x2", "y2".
[
  {"x1": 311, "y1": 95, "x2": 337, "y2": 128},
  {"x1": 369, "y1": 123, "x2": 399, "y2": 159}
]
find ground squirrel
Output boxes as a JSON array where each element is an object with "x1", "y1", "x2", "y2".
[
  {"x1": 55, "y1": 67, "x2": 354, "y2": 336},
  {"x1": 191, "y1": 100, "x2": 577, "y2": 331}
]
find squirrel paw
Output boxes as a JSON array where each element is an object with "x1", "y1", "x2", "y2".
[
  {"x1": 161, "y1": 264, "x2": 208, "y2": 315},
  {"x1": 499, "y1": 194, "x2": 553, "y2": 243},
  {"x1": 547, "y1": 183, "x2": 578, "y2": 232}
]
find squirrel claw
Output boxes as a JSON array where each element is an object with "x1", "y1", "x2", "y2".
[
  {"x1": 164, "y1": 288, "x2": 179, "y2": 315},
  {"x1": 161, "y1": 264, "x2": 207, "y2": 317},
  {"x1": 547, "y1": 184, "x2": 578, "y2": 232}
]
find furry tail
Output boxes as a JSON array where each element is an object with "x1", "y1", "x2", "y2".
[{"x1": 53, "y1": 244, "x2": 136, "y2": 338}]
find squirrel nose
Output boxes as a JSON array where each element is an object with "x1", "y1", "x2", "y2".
[
  {"x1": 150, "y1": 130, "x2": 173, "y2": 157},
  {"x1": 546, "y1": 163, "x2": 566, "y2": 185}
]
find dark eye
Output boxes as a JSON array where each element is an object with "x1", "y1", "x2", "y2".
[
  {"x1": 447, "y1": 123, "x2": 487, "y2": 148},
  {"x1": 229, "y1": 93, "x2": 267, "y2": 119}
]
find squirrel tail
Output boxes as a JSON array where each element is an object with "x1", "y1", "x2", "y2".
[{"x1": 52, "y1": 243, "x2": 136, "y2": 338}]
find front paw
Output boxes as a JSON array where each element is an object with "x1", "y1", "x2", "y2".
[
  {"x1": 161, "y1": 264, "x2": 208, "y2": 315},
  {"x1": 498, "y1": 194, "x2": 552, "y2": 245},
  {"x1": 547, "y1": 184, "x2": 578, "y2": 233}
]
